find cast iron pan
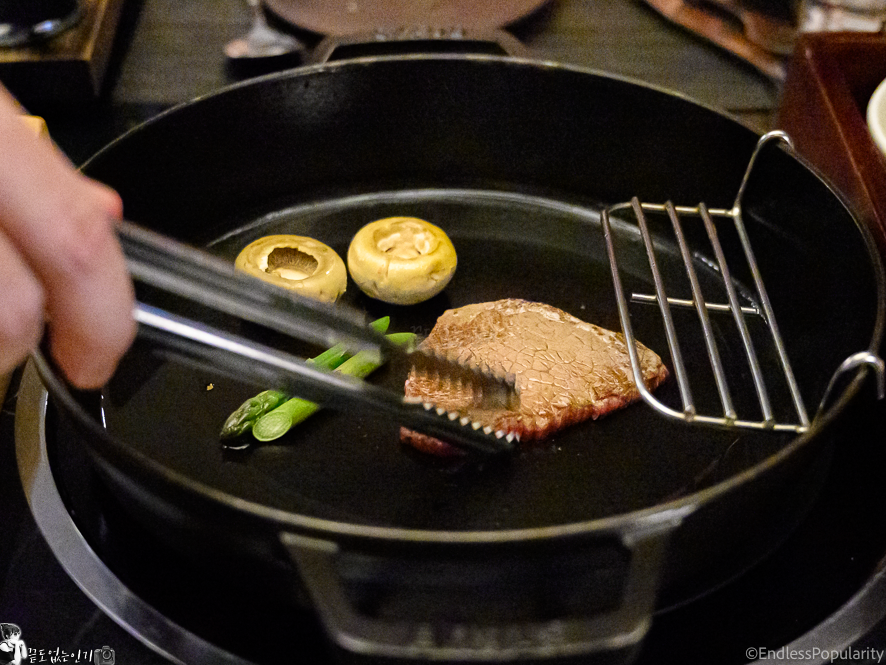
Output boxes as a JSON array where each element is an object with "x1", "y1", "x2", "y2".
[{"x1": 47, "y1": 55, "x2": 883, "y2": 660}]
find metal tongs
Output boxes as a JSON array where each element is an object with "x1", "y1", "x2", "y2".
[{"x1": 115, "y1": 222, "x2": 519, "y2": 455}]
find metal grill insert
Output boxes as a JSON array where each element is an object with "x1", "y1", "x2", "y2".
[{"x1": 601, "y1": 131, "x2": 884, "y2": 433}]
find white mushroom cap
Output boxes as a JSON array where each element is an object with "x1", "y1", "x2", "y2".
[
  {"x1": 347, "y1": 217, "x2": 457, "y2": 305},
  {"x1": 235, "y1": 235, "x2": 347, "y2": 303}
]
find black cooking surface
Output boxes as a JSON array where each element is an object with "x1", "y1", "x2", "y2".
[{"x1": 98, "y1": 191, "x2": 797, "y2": 533}]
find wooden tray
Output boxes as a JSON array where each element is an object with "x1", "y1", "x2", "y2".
[
  {"x1": 0, "y1": 0, "x2": 125, "y2": 107},
  {"x1": 777, "y1": 32, "x2": 886, "y2": 255}
]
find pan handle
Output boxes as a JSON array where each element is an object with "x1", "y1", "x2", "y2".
[
  {"x1": 280, "y1": 507, "x2": 691, "y2": 662},
  {"x1": 305, "y1": 27, "x2": 531, "y2": 65}
]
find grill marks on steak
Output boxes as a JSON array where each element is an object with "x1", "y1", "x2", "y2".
[{"x1": 401, "y1": 299, "x2": 668, "y2": 456}]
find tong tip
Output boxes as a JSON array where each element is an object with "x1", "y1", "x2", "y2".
[{"x1": 407, "y1": 347, "x2": 520, "y2": 412}]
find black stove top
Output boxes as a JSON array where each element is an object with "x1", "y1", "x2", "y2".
[{"x1": 3, "y1": 360, "x2": 886, "y2": 665}]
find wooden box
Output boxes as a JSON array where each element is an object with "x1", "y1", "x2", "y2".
[
  {"x1": 0, "y1": 0, "x2": 125, "y2": 107},
  {"x1": 778, "y1": 32, "x2": 886, "y2": 255}
]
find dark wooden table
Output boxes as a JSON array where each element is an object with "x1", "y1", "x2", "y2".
[{"x1": 21, "y1": 0, "x2": 779, "y2": 162}]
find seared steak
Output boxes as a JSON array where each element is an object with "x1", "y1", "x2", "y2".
[{"x1": 402, "y1": 299, "x2": 668, "y2": 455}]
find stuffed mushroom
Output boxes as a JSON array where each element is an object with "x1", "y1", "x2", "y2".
[
  {"x1": 235, "y1": 235, "x2": 347, "y2": 303},
  {"x1": 347, "y1": 217, "x2": 457, "y2": 305}
]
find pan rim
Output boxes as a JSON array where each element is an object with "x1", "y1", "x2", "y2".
[{"x1": 82, "y1": 53, "x2": 751, "y2": 176}]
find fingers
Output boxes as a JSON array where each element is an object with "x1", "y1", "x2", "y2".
[
  {"x1": 0, "y1": 231, "x2": 45, "y2": 377},
  {"x1": 39, "y1": 178, "x2": 136, "y2": 388},
  {"x1": 0, "y1": 93, "x2": 136, "y2": 388}
]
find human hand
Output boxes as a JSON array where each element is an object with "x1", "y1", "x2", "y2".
[{"x1": 0, "y1": 88, "x2": 136, "y2": 388}]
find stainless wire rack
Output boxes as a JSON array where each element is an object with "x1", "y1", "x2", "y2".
[{"x1": 601, "y1": 131, "x2": 884, "y2": 433}]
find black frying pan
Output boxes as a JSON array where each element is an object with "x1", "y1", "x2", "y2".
[{"x1": 35, "y1": 55, "x2": 883, "y2": 662}]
